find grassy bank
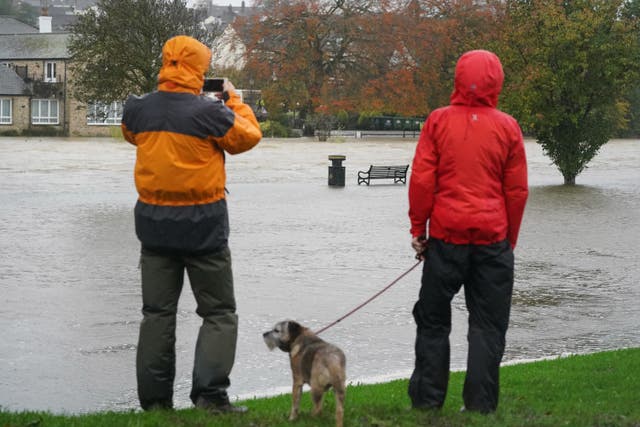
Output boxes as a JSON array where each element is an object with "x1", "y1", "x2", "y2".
[{"x1": 2, "y1": 348, "x2": 638, "y2": 427}]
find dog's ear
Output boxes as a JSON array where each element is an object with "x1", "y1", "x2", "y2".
[{"x1": 287, "y1": 321, "x2": 303, "y2": 340}]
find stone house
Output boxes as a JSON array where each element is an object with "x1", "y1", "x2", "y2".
[
  {"x1": 1, "y1": 8, "x2": 260, "y2": 137},
  {"x1": 0, "y1": 17, "x2": 120, "y2": 137}
]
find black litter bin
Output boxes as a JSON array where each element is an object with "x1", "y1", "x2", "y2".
[{"x1": 328, "y1": 155, "x2": 346, "y2": 187}]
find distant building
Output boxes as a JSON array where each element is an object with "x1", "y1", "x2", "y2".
[
  {"x1": 0, "y1": 16, "x2": 39, "y2": 34},
  {"x1": 0, "y1": 17, "x2": 117, "y2": 136},
  {"x1": 195, "y1": 1, "x2": 254, "y2": 26},
  {"x1": 211, "y1": 25, "x2": 246, "y2": 71},
  {"x1": 0, "y1": 31, "x2": 73, "y2": 135},
  {"x1": 1, "y1": 1, "x2": 262, "y2": 137},
  {"x1": 43, "y1": 3, "x2": 81, "y2": 32}
]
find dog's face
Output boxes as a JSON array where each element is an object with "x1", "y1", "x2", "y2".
[{"x1": 263, "y1": 320, "x2": 303, "y2": 353}]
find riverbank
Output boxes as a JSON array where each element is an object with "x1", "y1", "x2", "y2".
[{"x1": 1, "y1": 348, "x2": 638, "y2": 426}]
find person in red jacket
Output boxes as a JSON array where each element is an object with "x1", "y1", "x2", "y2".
[{"x1": 408, "y1": 49, "x2": 528, "y2": 413}]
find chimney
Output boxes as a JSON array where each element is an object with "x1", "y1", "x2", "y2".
[{"x1": 39, "y1": 15, "x2": 52, "y2": 33}]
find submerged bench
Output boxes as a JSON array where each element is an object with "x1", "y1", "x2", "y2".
[{"x1": 357, "y1": 164, "x2": 409, "y2": 185}]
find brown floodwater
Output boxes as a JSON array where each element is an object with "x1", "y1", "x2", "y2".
[{"x1": 0, "y1": 137, "x2": 638, "y2": 413}]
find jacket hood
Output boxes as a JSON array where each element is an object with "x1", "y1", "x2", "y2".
[
  {"x1": 158, "y1": 35, "x2": 211, "y2": 95},
  {"x1": 450, "y1": 50, "x2": 504, "y2": 108}
]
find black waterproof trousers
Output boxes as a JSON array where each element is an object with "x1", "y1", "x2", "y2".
[
  {"x1": 136, "y1": 246, "x2": 238, "y2": 410},
  {"x1": 409, "y1": 238, "x2": 514, "y2": 413}
]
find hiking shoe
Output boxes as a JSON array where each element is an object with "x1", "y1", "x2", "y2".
[
  {"x1": 195, "y1": 397, "x2": 248, "y2": 414},
  {"x1": 460, "y1": 405, "x2": 494, "y2": 414},
  {"x1": 142, "y1": 401, "x2": 173, "y2": 411},
  {"x1": 412, "y1": 403, "x2": 442, "y2": 412}
]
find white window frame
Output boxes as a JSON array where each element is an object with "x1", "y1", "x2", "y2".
[
  {"x1": 0, "y1": 98, "x2": 12, "y2": 124},
  {"x1": 45, "y1": 61, "x2": 57, "y2": 83},
  {"x1": 31, "y1": 99, "x2": 59, "y2": 124},
  {"x1": 86, "y1": 101, "x2": 123, "y2": 125}
]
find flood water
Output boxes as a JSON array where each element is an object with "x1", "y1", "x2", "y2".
[{"x1": 0, "y1": 137, "x2": 638, "y2": 413}]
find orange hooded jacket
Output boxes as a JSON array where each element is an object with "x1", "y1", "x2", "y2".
[
  {"x1": 408, "y1": 50, "x2": 528, "y2": 248},
  {"x1": 121, "y1": 35, "x2": 262, "y2": 254}
]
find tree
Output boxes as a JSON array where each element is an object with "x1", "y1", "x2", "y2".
[
  {"x1": 68, "y1": 0, "x2": 222, "y2": 103},
  {"x1": 379, "y1": 0, "x2": 504, "y2": 116},
  {"x1": 618, "y1": 0, "x2": 640, "y2": 137},
  {"x1": 240, "y1": 0, "x2": 504, "y2": 121},
  {"x1": 499, "y1": 0, "x2": 640, "y2": 184},
  {"x1": 240, "y1": 0, "x2": 393, "y2": 120}
]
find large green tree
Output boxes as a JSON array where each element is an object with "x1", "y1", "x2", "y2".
[
  {"x1": 499, "y1": 0, "x2": 640, "y2": 185},
  {"x1": 619, "y1": 0, "x2": 640, "y2": 137},
  {"x1": 68, "y1": 0, "x2": 221, "y2": 103}
]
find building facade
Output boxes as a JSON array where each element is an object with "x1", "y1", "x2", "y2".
[
  {"x1": 1, "y1": 9, "x2": 258, "y2": 137},
  {"x1": 0, "y1": 18, "x2": 121, "y2": 137}
]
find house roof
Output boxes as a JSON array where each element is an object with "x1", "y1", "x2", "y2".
[
  {"x1": 0, "y1": 33, "x2": 70, "y2": 60},
  {"x1": 208, "y1": 4, "x2": 259, "y2": 26},
  {"x1": 0, "y1": 16, "x2": 38, "y2": 34},
  {"x1": 0, "y1": 66, "x2": 28, "y2": 95},
  {"x1": 45, "y1": 5, "x2": 81, "y2": 32}
]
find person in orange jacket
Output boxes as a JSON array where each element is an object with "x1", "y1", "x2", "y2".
[
  {"x1": 121, "y1": 35, "x2": 261, "y2": 413},
  {"x1": 408, "y1": 49, "x2": 528, "y2": 413}
]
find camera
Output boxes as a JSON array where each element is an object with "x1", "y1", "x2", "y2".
[{"x1": 203, "y1": 78, "x2": 225, "y2": 92}]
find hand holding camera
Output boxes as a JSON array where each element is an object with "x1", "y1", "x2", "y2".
[
  {"x1": 203, "y1": 78, "x2": 235, "y2": 102},
  {"x1": 203, "y1": 78, "x2": 225, "y2": 92}
]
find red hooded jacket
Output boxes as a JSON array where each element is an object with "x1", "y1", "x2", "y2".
[{"x1": 408, "y1": 50, "x2": 528, "y2": 248}]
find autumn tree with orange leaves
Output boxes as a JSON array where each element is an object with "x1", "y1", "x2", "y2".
[
  {"x1": 238, "y1": 0, "x2": 503, "y2": 122},
  {"x1": 237, "y1": 0, "x2": 381, "y2": 121}
]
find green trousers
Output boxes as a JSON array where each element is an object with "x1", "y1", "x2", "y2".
[{"x1": 136, "y1": 246, "x2": 238, "y2": 410}]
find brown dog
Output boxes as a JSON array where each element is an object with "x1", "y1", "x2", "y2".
[{"x1": 263, "y1": 320, "x2": 346, "y2": 427}]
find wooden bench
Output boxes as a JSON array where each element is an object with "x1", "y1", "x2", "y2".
[{"x1": 357, "y1": 165, "x2": 409, "y2": 185}]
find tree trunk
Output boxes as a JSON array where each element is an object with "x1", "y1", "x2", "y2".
[{"x1": 563, "y1": 174, "x2": 576, "y2": 185}]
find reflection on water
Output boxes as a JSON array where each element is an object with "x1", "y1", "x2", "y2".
[{"x1": 0, "y1": 137, "x2": 638, "y2": 413}]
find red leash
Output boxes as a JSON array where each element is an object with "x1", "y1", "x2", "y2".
[{"x1": 315, "y1": 259, "x2": 423, "y2": 335}]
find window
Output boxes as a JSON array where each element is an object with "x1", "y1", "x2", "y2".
[
  {"x1": 86, "y1": 101, "x2": 123, "y2": 125},
  {"x1": 31, "y1": 99, "x2": 59, "y2": 124},
  {"x1": 0, "y1": 98, "x2": 11, "y2": 124},
  {"x1": 45, "y1": 61, "x2": 57, "y2": 83}
]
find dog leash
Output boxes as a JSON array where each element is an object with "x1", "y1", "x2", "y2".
[{"x1": 314, "y1": 258, "x2": 423, "y2": 335}]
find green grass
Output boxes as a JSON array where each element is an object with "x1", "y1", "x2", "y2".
[{"x1": 2, "y1": 348, "x2": 638, "y2": 427}]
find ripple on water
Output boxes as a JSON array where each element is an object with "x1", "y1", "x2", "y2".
[{"x1": 79, "y1": 343, "x2": 137, "y2": 355}]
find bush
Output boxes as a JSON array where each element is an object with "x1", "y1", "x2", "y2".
[
  {"x1": 260, "y1": 120, "x2": 290, "y2": 138},
  {"x1": 357, "y1": 111, "x2": 378, "y2": 130},
  {"x1": 109, "y1": 126, "x2": 124, "y2": 140}
]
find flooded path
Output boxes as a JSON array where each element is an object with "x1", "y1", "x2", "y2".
[{"x1": 0, "y1": 137, "x2": 638, "y2": 413}]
